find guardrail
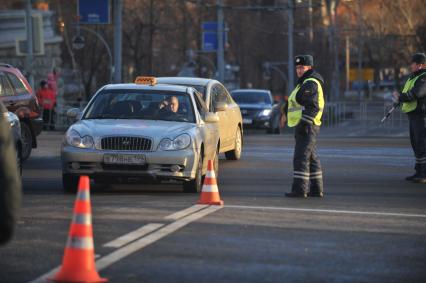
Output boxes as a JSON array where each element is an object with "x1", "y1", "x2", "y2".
[
  {"x1": 323, "y1": 101, "x2": 408, "y2": 130},
  {"x1": 40, "y1": 100, "x2": 88, "y2": 131}
]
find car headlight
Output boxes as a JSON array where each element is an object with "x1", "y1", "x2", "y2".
[
  {"x1": 5, "y1": 112, "x2": 19, "y2": 128},
  {"x1": 66, "y1": 129, "x2": 94, "y2": 149},
  {"x1": 260, "y1": 109, "x2": 272, "y2": 116},
  {"x1": 159, "y1": 134, "x2": 191, "y2": 151}
]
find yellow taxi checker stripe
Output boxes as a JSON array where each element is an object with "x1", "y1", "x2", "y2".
[
  {"x1": 72, "y1": 213, "x2": 92, "y2": 225},
  {"x1": 66, "y1": 236, "x2": 94, "y2": 250},
  {"x1": 135, "y1": 76, "x2": 157, "y2": 85}
]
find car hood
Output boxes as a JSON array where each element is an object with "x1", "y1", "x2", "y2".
[
  {"x1": 70, "y1": 119, "x2": 195, "y2": 140},
  {"x1": 237, "y1": 103, "x2": 272, "y2": 110}
]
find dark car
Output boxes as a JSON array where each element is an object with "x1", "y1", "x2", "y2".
[
  {"x1": 230, "y1": 89, "x2": 274, "y2": 129},
  {"x1": 0, "y1": 63, "x2": 43, "y2": 160},
  {"x1": 268, "y1": 102, "x2": 283, "y2": 134}
]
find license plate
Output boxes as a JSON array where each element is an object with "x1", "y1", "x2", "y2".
[
  {"x1": 103, "y1": 154, "x2": 146, "y2": 165},
  {"x1": 243, "y1": 118, "x2": 252, "y2": 124}
]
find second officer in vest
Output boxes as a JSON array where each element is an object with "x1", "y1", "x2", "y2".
[
  {"x1": 394, "y1": 53, "x2": 426, "y2": 183},
  {"x1": 284, "y1": 55, "x2": 325, "y2": 198}
]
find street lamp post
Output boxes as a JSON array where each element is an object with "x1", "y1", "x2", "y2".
[{"x1": 73, "y1": 26, "x2": 114, "y2": 83}]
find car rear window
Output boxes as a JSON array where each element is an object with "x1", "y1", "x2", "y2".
[
  {"x1": 0, "y1": 73, "x2": 15, "y2": 96},
  {"x1": 84, "y1": 89, "x2": 196, "y2": 123},
  {"x1": 231, "y1": 91, "x2": 272, "y2": 105},
  {"x1": 6, "y1": 73, "x2": 28, "y2": 95}
]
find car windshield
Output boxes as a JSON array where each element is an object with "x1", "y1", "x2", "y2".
[
  {"x1": 231, "y1": 91, "x2": 272, "y2": 105},
  {"x1": 83, "y1": 89, "x2": 195, "y2": 123}
]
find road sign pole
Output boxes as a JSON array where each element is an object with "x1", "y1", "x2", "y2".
[
  {"x1": 113, "y1": 0, "x2": 122, "y2": 83},
  {"x1": 25, "y1": 0, "x2": 34, "y2": 89},
  {"x1": 217, "y1": 0, "x2": 225, "y2": 83},
  {"x1": 287, "y1": 0, "x2": 294, "y2": 94}
]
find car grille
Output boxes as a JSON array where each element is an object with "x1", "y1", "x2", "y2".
[
  {"x1": 240, "y1": 109, "x2": 260, "y2": 118},
  {"x1": 100, "y1": 136, "x2": 152, "y2": 151}
]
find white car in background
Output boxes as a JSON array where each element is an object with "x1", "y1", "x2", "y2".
[{"x1": 157, "y1": 77, "x2": 243, "y2": 160}]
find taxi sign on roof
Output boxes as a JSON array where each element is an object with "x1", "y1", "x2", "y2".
[{"x1": 135, "y1": 76, "x2": 157, "y2": 86}]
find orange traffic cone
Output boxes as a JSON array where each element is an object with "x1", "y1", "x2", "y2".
[
  {"x1": 51, "y1": 176, "x2": 107, "y2": 283},
  {"x1": 197, "y1": 160, "x2": 224, "y2": 205}
]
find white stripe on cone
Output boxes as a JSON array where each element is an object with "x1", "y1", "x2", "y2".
[{"x1": 201, "y1": 183, "x2": 219, "y2": 193}]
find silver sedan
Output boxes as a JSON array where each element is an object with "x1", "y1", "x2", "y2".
[{"x1": 61, "y1": 81, "x2": 220, "y2": 193}]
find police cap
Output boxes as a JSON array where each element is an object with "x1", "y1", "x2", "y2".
[
  {"x1": 411, "y1": 53, "x2": 426, "y2": 64},
  {"x1": 295, "y1": 55, "x2": 314, "y2": 67}
]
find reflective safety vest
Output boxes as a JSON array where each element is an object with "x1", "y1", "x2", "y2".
[
  {"x1": 287, "y1": 78, "x2": 324, "y2": 127},
  {"x1": 401, "y1": 72, "x2": 426, "y2": 113}
]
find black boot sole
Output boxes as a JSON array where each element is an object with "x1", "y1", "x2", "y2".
[{"x1": 285, "y1": 192, "x2": 307, "y2": 198}]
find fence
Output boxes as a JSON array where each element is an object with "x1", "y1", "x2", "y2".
[
  {"x1": 42, "y1": 99, "x2": 409, "y2": 136},
  {"x1": 40, "y1": 100, "x2": 88, "y2": 131},
  {"x1": 323, "y1": 101, "x2": 408, "y2": 130}
]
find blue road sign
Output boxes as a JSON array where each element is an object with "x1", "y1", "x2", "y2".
[
  {"x1": 78, "y1": 0, "x2": 111, "y2": 24},
  {"x1": 202, "y1": 21, "x2": 227, "y2": 52}
]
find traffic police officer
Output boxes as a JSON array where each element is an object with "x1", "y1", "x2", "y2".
[
  {"x1": 394, "y1": 53, "x2": 426, "y2": 183},
  {"x1": 282, "y1": 55, "x2": 325, "y2": 198}
]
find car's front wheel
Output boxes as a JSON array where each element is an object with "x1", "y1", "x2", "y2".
[
  {"x1": 20, "y1": 122, "x2": 33, "y2": 161},
  {"x1": 225, "y1": 127, "x2": 242, "y2": 160},
  {"x1": 62, "y1": 173, "x2": 80, "y2": 193},
  {"x1": 183, "y1": 154, "x2": 204, "y2": 193}
]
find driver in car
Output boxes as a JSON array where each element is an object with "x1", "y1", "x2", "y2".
[{"x1": 159, "y1": 96, "x2": 179, "y2": 116}]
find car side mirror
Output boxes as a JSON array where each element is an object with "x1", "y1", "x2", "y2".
[
  {"x1": 214, "y1": 102, "x2": 228, "y2": 112},
  {"x1": 67, "y1": 108, "x2": 81, "y2": 121},
  {"x1": 204, "y1": 112, "x2": 219, "y2": 123}
]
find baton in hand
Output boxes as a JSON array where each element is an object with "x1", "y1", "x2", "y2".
[{"x1": 381, "y1": 102, "x2": 401, "y2": 123}]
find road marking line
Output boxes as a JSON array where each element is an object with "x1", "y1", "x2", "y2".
[
  {"x1": 225, "y1": 205, "x2": 426, "y2": 218},
  {"x1": 96, "y1": 205, "x2": 222, "y2": 271},
  {"x1": 29, "y1": 205, "x2": 222, "y2": 283},
  {"x1": 164, "y1": 204, "x2": 209, "y2": 220},
  {"x1": 103, "y1": 223, "x2": 164, "y2": 248}
]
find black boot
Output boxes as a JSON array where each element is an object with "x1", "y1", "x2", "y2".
[
  {"x1": 406, "y1": 173, "x2": 420, "y2": 181},
  {"x1": 285, "y1": 192, "x2": 307, "y2": 198},
  {"x1": 413, "y1": 175, "x2": 426, "y2": 183},
  {"x1": 307, "y1": 191, "x2": 324, "y2": 197}
]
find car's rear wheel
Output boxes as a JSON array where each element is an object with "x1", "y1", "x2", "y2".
[
  {"x1": 183, "y1": 154, "x2": 204, "y2": 193},
  {"x1": 225, "y1": 127, "x2": 242, "y2": 160},
  {"x1": 62, "y1": 173, "x2": 80, "y2": 193},
  {"x1": 20, "y1": 122, "x2": 32, "y2": 161}
]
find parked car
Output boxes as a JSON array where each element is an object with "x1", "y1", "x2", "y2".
[
  {"x1": 61, "y1": 77, "x2": 220, "y2": 193},
  {"x1": 157, "y1": 77, "x2": 243, "y2": 160},
  {"x1": 2, "y1": 110, "x2": 22, "y2": 174},
  {"x1": 230, "y1": 89, "x2": 274, "y2": 129},
  {"x1": 268, "y1": 102, "x2": 284, "y2": 134},
  {"x1": 0, "y1": 63, "x2": 43, "y2": 161}
]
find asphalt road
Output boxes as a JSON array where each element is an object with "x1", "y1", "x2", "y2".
[{"x1": 1, "y1": 131, "x2": 425, "y2": 283}]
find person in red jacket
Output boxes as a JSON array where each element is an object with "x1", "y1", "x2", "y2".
[{"x1": 36, "y1": 80, "x2": 56, "y2": 130}]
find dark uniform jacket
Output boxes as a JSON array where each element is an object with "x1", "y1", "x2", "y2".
[
  {"x1": 399, "y1": 69, "x2": 426, "y2": 117},
  {"x1": 281, "y1": 70, "x2": 325, "y2": 123},
  {"x1": 0, "y1": 102, "x2": 21, "y2": 245}
]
